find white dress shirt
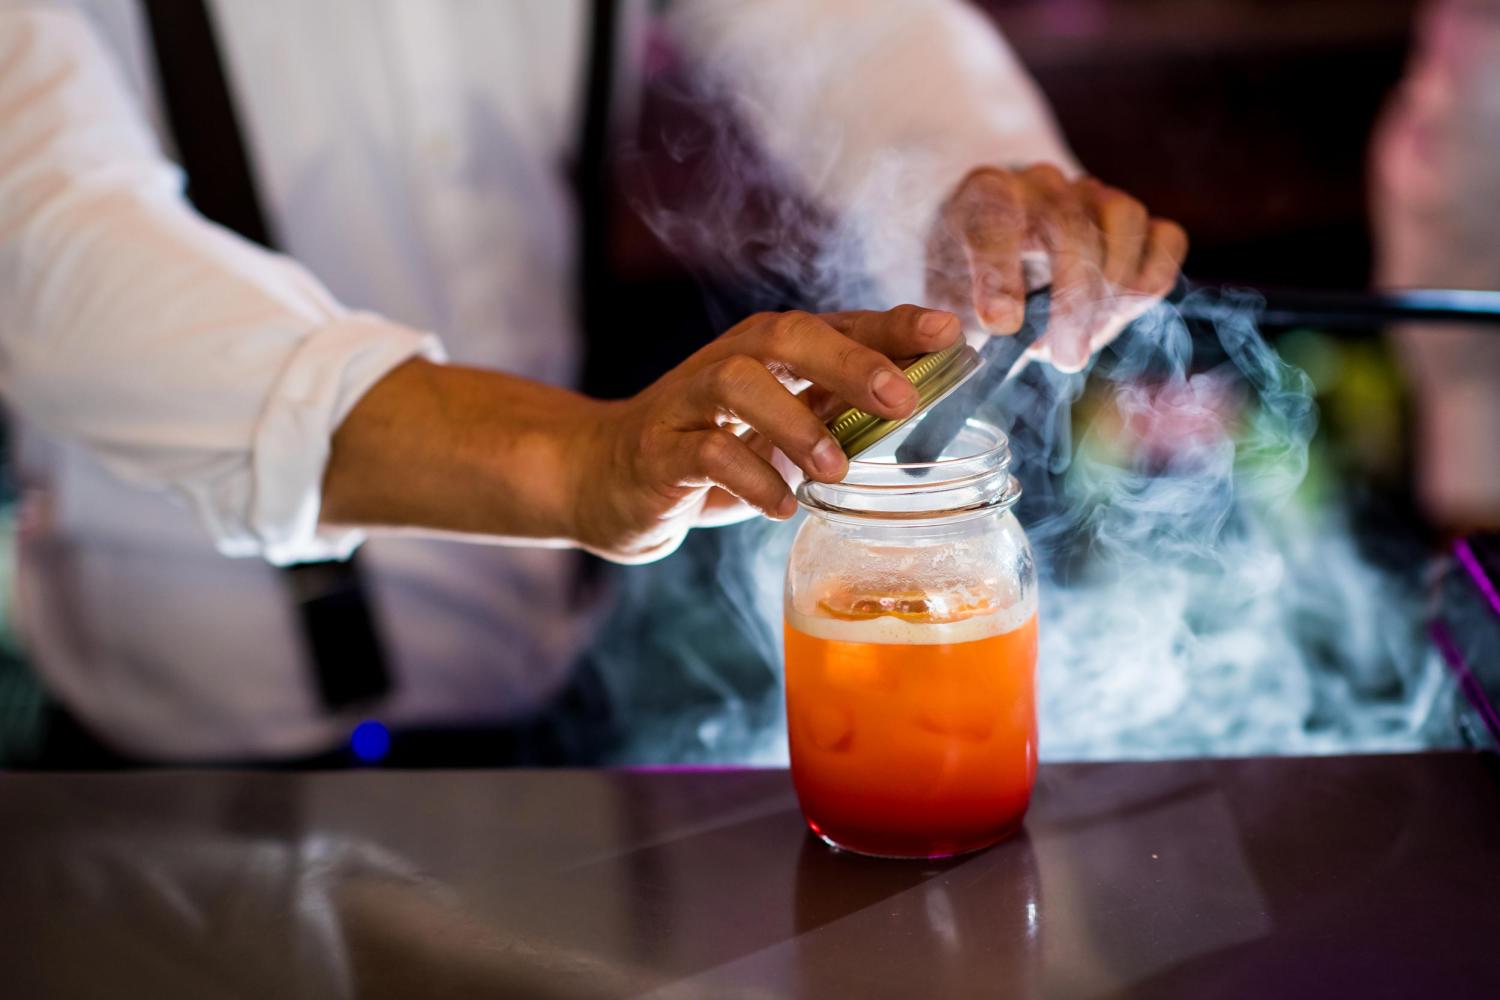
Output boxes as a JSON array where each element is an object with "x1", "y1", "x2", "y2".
[{"x1": 0, "y1": 0, "x2": 1074, "y2": 759}]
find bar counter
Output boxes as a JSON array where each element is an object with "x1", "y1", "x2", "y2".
[{"x1": 3, "y1": 752, "x2": 1497, "y2": 998}]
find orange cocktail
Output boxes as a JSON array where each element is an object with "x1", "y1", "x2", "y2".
[{"x1": 785, "y1": 589, "x2": 1038, "y2": 858}]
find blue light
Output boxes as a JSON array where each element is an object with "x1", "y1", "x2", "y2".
[{"x1": 350, "y1": 720, "x2": 391, "y2": 763}]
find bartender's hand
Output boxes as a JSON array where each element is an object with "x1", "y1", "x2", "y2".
[
  {"x1": 574, "y1": 305, "x2": 960, "y2": 562},
  {"x1": 927, "y1": 164, "x2": 1188, "y2": 372},
  {"x1": 322, "y1": 306, "x2": 959, "y2": 565}
]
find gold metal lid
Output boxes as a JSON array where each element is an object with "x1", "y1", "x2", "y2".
[{"x1": 826, "y1": 341, "x2": 982, "y2": 459}]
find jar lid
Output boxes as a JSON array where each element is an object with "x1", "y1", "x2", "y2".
[{"x1": 826, "y1": 342, "x2": 982, "y2": 459}]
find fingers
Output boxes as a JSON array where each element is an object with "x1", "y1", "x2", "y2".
[
  {"x1": 939, "y1": 163, "x2": 1187, "y2": 372},
  {"x1": 924, "y1": 218, "x2": 976, "y2": 329},
  {"x1": 945, "y1": 168, "x2": 1027, "y2": 333},
  {"x1": 1093, "y1": 181, "x2": 1150, "y2": 291},
  {"x1": 686, "y1": 354, "x2": 849, "y2": 484},
  {"x1": 1096, "y1": 217, "x2": 1188, "y2": 346},
  {"x1": 1136, "y1": 218, "x2": 1189, "y2": 297},
  {"x1": 681, "y1": 427, "x2": 797, "y2": 520},
  {"x1": 728, "y1": 310, "x2": 927, "y2": 420},
  {"x1": 646, "y1": 304, "x2": 967, "y2": 531},
  {"x1": 819, "y1": 303, "x2": 961, "y2": 360},
  {"x1": 695, "y1": 487, "x2": 759, "y2": 528},
  {"x1": 1026, "y1": 166, "x2": 1104, "y2": 372}
]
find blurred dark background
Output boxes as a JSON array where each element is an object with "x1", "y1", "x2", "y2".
[
  {"x1": 981, "y1": 0, "x2": 1418, "y2": 289},
  {"x1": 0, "y1": 0, "x2": 1446, "y2": 762}
]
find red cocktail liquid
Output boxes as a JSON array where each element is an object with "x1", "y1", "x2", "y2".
[{"x1": 785, "y1": 595, "x2": 1037, "y2": 859}]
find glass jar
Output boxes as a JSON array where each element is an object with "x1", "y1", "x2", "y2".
[{"x1": 783, "y1": 419, "x2": 1038, "y2": 859}]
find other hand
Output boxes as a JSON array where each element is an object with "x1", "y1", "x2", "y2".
[{"x1": 927, "y1": 163, "x2": 1188, "y2": 372}]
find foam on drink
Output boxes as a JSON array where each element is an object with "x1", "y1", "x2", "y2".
[{"x1": 785, "y1": 594, "x2": 1034, "y2": 645}]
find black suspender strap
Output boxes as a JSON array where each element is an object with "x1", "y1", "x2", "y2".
[
  {"x1": 576, "y1": 0, "x2": 621, "y2": 401},
  {"x1": 143, "y1": 0, "x2": 392, "y2": 714},
  {"x1": 139, "y1": 0, "x2": 273, "y2": 247},
  {"x1": 571, "y1": 0, "x2": 621, "y2": 594}
]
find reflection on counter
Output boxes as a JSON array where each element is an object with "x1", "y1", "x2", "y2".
[{"x1": 6, "y1": 757, "x2": 1493, "y2": 997}]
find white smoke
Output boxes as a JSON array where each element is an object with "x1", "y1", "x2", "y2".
[
  {"x1": 1004, "y1": 296, "x2": 1453, "y2": 759},
  {"x1": 597, "y1": 300, "x2": 1457, "y2": 763},
  {"x1": 594, "y1": 39, "x2": 1461, "y2": 765}
]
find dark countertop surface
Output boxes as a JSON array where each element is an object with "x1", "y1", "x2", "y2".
[{"x1": 2, "y1": 752, "x2": 1497, "y2": 999}]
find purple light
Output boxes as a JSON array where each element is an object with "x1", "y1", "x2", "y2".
[
  {"x1": 1453, "y1": 538, "x2": 1500, "y2": 623},
  {"x1": 1428, "y1": 620, "x2": 1500, "y2": 747}
]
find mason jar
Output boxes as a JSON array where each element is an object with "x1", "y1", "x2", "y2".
[{"x1": 783, "y1": 418, "x2": 1038, "y2": 859}]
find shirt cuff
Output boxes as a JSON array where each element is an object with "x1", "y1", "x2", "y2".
[{"x1": 240, "y1": 312, "x2": 446, "y2": 565}]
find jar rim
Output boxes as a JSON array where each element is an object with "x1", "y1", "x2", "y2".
[{"x1": 798, "y1": 418, "x2": 1021, "y2": 521}]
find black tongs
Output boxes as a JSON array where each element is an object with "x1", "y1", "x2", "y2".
[{"x1": 896, "y1": 279, "x2": 1500, "y2": 465}]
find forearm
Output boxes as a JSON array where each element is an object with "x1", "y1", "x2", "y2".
[{"x1": 321, "y1": 359, "x2": 606, "y2": 544}]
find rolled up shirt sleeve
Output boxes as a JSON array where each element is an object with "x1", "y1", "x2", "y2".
[
  {"x1": 667, "y1": 0, "x2": 1080, "y2": 306},
  {"x1": 0, "y1": 7, "x2": 443, "y2": 564}
]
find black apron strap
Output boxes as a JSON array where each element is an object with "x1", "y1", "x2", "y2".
[{"x1": 143, "y1": 0, "x2": 391, "y2": 713}]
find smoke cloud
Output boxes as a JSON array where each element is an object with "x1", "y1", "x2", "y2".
[
  {"x1": 592, "y1": 38, "x2": 1460, "y2": 764},
  {"x1": 992, "y1": 296, "x2": 1452, "y2": 758}
]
